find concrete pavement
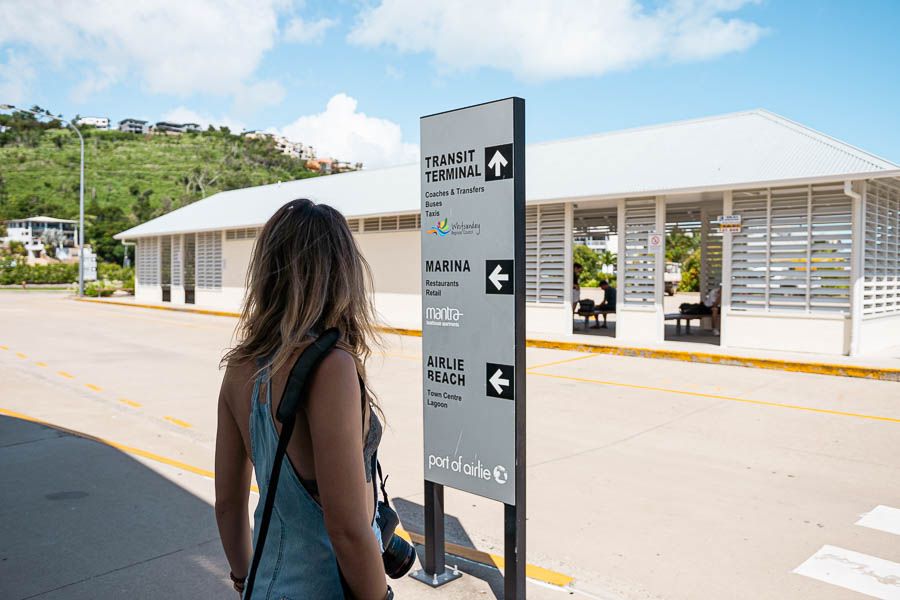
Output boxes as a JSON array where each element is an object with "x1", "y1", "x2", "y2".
[{"x1": 2, "y1": 292, "x2": 900, "y2": 599}]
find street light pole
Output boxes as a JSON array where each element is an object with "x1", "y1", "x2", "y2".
[{"x1": 0, "y1": 104, "x2": 86, "y2": 296}]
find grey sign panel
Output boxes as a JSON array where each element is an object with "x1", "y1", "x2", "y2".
[{"x1": 421, "y1": 98, "x2": 524, "y2": 505}]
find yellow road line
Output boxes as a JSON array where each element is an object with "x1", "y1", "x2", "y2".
[
  {"x1": 397, "y1": 528, "x2": 574, "y2": 587},
  {"x1": 16, "y1": 352, "x2": 27, "y2": 359},
  {"x1": 119, "y1": 398, "x2": 142, "y2": 408},
  {"x1": 532, "y1": 371, "x2": 900, "y2": 424},
  {"x1": 0, "y1": 405, "x2": 569, "y2": 588},
  {"x1": 57, "y1": 371, "x2": 75, "y2": 379},
  {"x1": 84, "y1": 383, "x2": 103, "y2": 392},
  {"x1": 0, "y1": 407, "x2": 258, "y2": 493},
  {"x1": 164, "y1": 416, "x2": 192, "y2": 429},
  {"x1": 528, "y1": 353, "x2": 597, "y2": 371},
  {"x1": 34, "y1": 361, "x2": 48, "y2": 368}
]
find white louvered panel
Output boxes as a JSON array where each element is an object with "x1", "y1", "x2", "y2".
[
  {"x1": 226, "y1": 228, "x2": 257, "y2": 240},
  {"x1": 768, "y1": 187, "x2": 809, "y2": 311},
  {"x1": 732, "y1": 185, "x2": 852, "y2": 313},
  {"x1": 362, "y1": 217, "x2": 380, "y2": 232},
  {"x1": 731, "y1": 190, "x2": 769, "y2": 310},
  {"x1": 137, "y1": 237, "x2": 160, "y2": 286},
  {"x1": 171, "y1": 235, "x2": 182, "y2": 286},
  {"x1": 525, "y1": 204, "x2": 565, "y2": 304},
  {"x1": 196, "y1": 231, "x2": 222, "y2": 289},
  {"x1": 863, "y1": 179, "x2": 900, "y2": 316},
  {"x1": 525, "y1": 206, "x2": 538, "y2": 303},
  {"x1": 701, "y1": 228, "x2": 723, "y2": 297},
  {"x1": 809, "y1": 185, "x2": 851, "y2": 312},
  {"x1": 347, "y1": 218, "x2": 360, "y2": 233},
  {"x1": 623, "y1": 198, "x2": 656, "y2": 305},
  {"x1": 398, "y1": 214, "x2": 419, "y2": 230}
]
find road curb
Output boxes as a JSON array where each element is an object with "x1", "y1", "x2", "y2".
[{"x1": 74, "y1": 297, "x2": 900, "y2": 382}]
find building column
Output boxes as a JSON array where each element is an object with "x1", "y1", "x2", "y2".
[
  {"x1": 654, "y1": 195, "x2": 666, "y2": 341},
  {"x1": 615, "y1": 198, "x2": 626, "y2": 339},
  {"x1": 720, "y1": 190, "x2": 733, "y2": 348},
  {"x1": 849, "y1": 181, "x2": 866, "y2": 355},
  {"x1": 564, "y1": 202, "x2": 574, "y2": 315}
]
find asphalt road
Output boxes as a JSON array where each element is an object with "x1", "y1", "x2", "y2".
[{"x1": 2, "y1": 292, "x2": 899, "y2": 599}]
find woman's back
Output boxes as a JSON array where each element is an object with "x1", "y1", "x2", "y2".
[
  {"x1": 215, "y1": 198, "x2": 390, "y2": 600},
  {"x1": 244, "y1": 357, "x2": 345, "y2": 598}
]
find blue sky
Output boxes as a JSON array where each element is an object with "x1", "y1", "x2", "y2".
[{"x1": 2, "y1": 1, "x2": 899, "y2": 167}]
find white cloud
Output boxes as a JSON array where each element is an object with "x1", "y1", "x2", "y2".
[
  {"x1": 233, "y1": 80, "x2": 287, "y2": 115},
  {"x1": 0, "y1": 0, "x2": 293, "y2": 108},
  {"x1": 0, "y1": 50, "x2": 35, "y2": 106},
  {"x1": 160, "y1": 107, "x2": 246, "y2": 132},
  {"x1": 349, "y1": 0, "x2": 766, "y2": 81},
  {"x1": 279, "y1": 94, "x2": 418, "y2": 168},
  {"x1": 283, "y1": 16, "x2": 338, "y2": 43}
]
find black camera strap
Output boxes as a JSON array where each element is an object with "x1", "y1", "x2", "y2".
[{"x1": 243, "y1": 328, "x2": 341, "y2": 600}]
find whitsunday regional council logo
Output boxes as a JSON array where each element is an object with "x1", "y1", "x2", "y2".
[
  {"x1": 428, "y1": 453, "x2": 508, "y2": 485},
  {"x1": 427, "y1": 219, "x2": 481, "y2": 237},
  {"x1": 424, "y1": 305, "x2": 463, "y2": 327}
]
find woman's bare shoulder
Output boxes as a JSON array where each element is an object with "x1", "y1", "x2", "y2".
[{"x1": 221, "y1": 358, "x2": 257, "y2": 406}]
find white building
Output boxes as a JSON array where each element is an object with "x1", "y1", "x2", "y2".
[
  {"x1": 76, "y1": 116, "x2": 109, "y2": 129},
  {"x1": 115, "y1": 110, "x2": 900, "y2": 356},
  {"x1": 119, "y1": 119, "x2": 149, "y2": 134},
  {"x1": 3, "y1": 216, "x2": 79, "y2": 261},
  {"x1": 244, "y1": 131, "x2": 313, "y2": 160}
]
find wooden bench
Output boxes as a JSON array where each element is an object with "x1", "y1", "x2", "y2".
[
  {"x1": 665, "y1": 312, "x2": 704, "y2": 334},
  {"x1": 576, "y1": 301, "x2": 616, "y2": 329}
]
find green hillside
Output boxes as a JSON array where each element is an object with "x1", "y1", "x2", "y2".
[{"x1": 0, "y1": 112, "x2": 318, "y2": 262}]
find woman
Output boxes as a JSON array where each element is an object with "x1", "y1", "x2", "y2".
[{"x1": 215, "y1": 198, "x2": 391, "y2": 599}]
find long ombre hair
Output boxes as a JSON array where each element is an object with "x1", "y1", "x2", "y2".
[{"x1": 223, "y1": 198, "x2": 379, "y2": 381}]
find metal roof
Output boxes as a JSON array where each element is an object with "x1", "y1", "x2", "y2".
[
  {"x1": 116, "y1": 109, "x2": 900, "y2": 239},
  {"x1": 7, "y1": 216, "x2": 78, "y2": 224}
]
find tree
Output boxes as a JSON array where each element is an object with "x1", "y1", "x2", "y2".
[
  {"x1": 666, "y1": 228, "x2": 701, "y2": 292},
  {"x1": 598, "y1": 249, "x2": 617, "y2": 274},
  {"x1": 573, "y1": 244, "x2": 602, "y2": 287}
]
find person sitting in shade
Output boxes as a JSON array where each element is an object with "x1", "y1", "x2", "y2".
[{"x1": 591, "y1": 280, "x2": 617, "y2": 329}]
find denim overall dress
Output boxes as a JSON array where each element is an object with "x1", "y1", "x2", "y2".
[{"x1": 246, "y1": 363, "x2": 383, "y2": 599}]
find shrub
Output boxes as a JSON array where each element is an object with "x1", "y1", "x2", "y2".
[
  {"x1": 84, "y1": 280, "x2": 116, "y2": 297},
  {"x1": 98, "y1": 263, "x2": 134, "y2": 289},
  {"x1": 0, "y1": 258, "x2": 78, "y2": 284}
]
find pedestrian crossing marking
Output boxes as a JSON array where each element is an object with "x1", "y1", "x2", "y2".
[
  {"x1": 794, "y1": 544, "x2": 900, "y2": 599},
  {"x1": 858, "y1": 506, "x2": 900, "y2": 537}
]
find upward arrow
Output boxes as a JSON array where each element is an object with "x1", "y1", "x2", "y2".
[{"x1": 488, "y1": 150, "x2": 508, "y2": 177}]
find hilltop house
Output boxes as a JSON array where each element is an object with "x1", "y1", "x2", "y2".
[
  {"x1": 75, "y1": 116, "x2": 109, "y2": 129},
  {"x1": 2, "y1": 216, "x2": 79, "y2": 261},
  {"x1": 118, "y1": 119, "x2": 149, "y2": 134}
]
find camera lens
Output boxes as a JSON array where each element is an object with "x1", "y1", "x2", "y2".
[{"x1": 382, "y1": 534, "x2": 416, "y2": 579}]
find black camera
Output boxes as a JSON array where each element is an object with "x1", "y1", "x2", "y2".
[{"x1": 376, "y1": 501, "x2": 416, "y2": 578}]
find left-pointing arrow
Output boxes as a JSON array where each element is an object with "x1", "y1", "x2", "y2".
[
  {"x1": 489, "y1": 368, "x2": 510, "y2": 394},
  {"x1": 489, "y1": 263, "x2": 509, "y2": 290}
]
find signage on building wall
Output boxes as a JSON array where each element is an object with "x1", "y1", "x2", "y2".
[
  {"x1": 420, "y1": 98, "x2": 525, "y2": 506},
  {"x1": 648, "y1": 232, "x2": 664, "y2": 249},
  {"x1": 716, "y1": 214, "x2": 742, "y2": 233}
]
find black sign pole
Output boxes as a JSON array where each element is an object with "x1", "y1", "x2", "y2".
[
  {"x1": 505, "y1": 97, "x2": 527, "y2": 600},
  {"x1": 420, "y1": 480, "x2": 459, "y2": 586}
]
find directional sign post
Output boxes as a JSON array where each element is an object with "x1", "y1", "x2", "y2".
[{"x1": 414, "y1": 98, "x2": 526, "y2": 598}]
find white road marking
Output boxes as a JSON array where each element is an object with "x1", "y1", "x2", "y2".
[
  {"x1": 858, "y1": 506, "x2": 900, "y2": 537},
  {"x1": 793, "y1": 544, "x2": 900, "y2": 599}
]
